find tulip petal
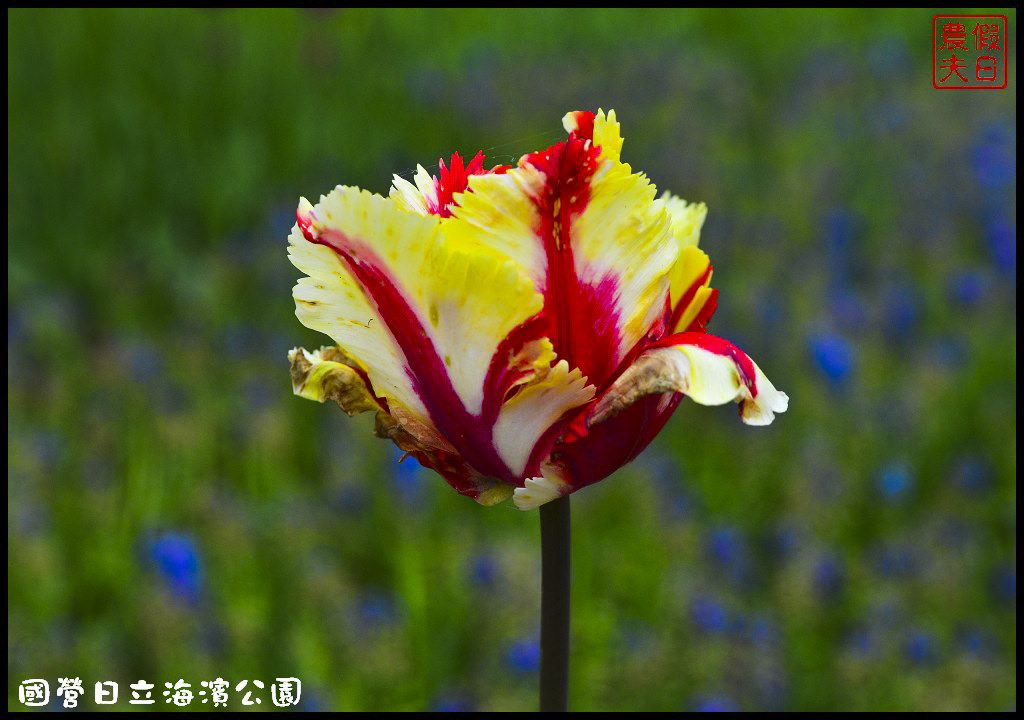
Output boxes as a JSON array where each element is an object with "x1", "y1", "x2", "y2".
[
  {"x1": 570, "y1": 147, "x2": 676, "y2": 382},
  {"x1": 290, "y1": 345, "x2": 516, "y2": 505},
  {"x1": 661, "y1": 196, "x2": 718, "y2": 333},
  {"x1": 589, "y1": 332, "x2": 788, "y2": 427},
  {"x1": 493, "y1": 359, "x2": 594, "y2": 478},
  {"x1": 662, "y1": 193, "x2": 707, "y2": 252},
  {"x1": 290, "y1": 192, "x2": 437, "y2": 425},
  {"x1": 552, "y1": 392, "x2": 682, "y2": 495},
  {"x1": 450, "y1": 109, "x2": 677, "y2": 389},
  {"x1": 291, "y1": 185, "x2": 599, "y2": 491},
  {"x1": 446, "y1": 165, "x2": 546, "y2": 288},
  {"x1": 580, "y1": 108, "x2": 624, "y2": 167},
  {"x1": 513, "y1": 465, "x2": 570, "y2": 511},
  {"x1": 288, "y1": 345, "x2": 382, "y2": 415},
  {"x1": 389, "y1": 165, "x2": 437, "y2": 216},
  {"x1": 666, "y1": 245, "x2": 717, "y2": 334},
  {"x1": 293, "y1": 186, "x2": 548, "y2": 419}
]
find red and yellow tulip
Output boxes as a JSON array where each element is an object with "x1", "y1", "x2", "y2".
[{"x1": 288, "y1": 110, "x2": 787, "y2": 509}]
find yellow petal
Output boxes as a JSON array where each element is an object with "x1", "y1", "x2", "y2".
[
  {"x1": 592, "y1": 108, "x2": 624, "y2": 167},
  {"x1": 662, "y1": 193, "x2": 707, "y2": 251}
]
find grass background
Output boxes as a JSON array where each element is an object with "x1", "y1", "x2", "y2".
[{"x1": 8, "y1": 8, "x2": 1016, "y2": 711}]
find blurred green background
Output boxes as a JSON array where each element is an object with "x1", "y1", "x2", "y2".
[{"x1": 7, "y1": 8, "x2": 1016, "y2": 712}]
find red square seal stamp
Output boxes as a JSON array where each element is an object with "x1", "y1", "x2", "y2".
[{"x1": 934, "y1": 15, "x2": 1008, "y2": 89}]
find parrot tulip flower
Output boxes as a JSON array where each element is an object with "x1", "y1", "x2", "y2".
[{"x1": 288, "y1": 109, "x2": 787, "y2": 510}]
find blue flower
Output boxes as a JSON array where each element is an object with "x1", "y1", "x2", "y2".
[
  {"x1": 28, "y1": 430, "x2": 63, "y2": 470},
  {"x1": 618, "y1": 621, "x2": 656, "y2": 653},
  {"x1": 871, "y1": 543, "x2": 917, "y2": 579},
  {"x1": 881, "y1": 284, "x2": 921, "y2": 340},
  {"x1": 269, "y1": 203, "x2": 297, "y2": 239},
  {"x1": 356, "y1": 592, "x2": 399, "y2": 627},
  {"x1": 120, "y1": 339, "x2": 164, "y2": 383},
  {"x1": 823, "y1": 210, "x2": 860, "y2": 281},
  {"x1": 767, "y1": 522, "x2": 801, "y2": 561},
  {"x1": 692, "y1": 695, "x2": 740, "y2": 712},
  {"x1": 328, "y1": 484, "x2": 369, "y2": 516},
  {"x1": 868, "y1": 98, "x2": 907, "y2": 136},
  {"x1": 956, "y1": 626, "x2": 997, "y2": 661},
  {"x1": 929, "y1": 333, "x2": 970, "y2": 370},
  {"x1": 970, "y1": 123, "x2": 1016, "y2": 189},
  {"x1": 950, "y1": 455, "x2": 993, "y2": 496},
  {"x1": 754, "y1": 287, "x2": 785, "y2": 331},
  {"x1": 843, "y1": 627, "x2": 877, "y2": 657},
  {"x1": 221, "y1": 323, "x2": 264, "y2": 356},
  {"x1": 990, "y1": 564, "x2": 1016, "y2": 604},
  {"x1": 748, "y1": 615, "x2": 781, "y2": 648},
  {"x1": 640, "y1": 453, "x2": 698, "y2": 522},
  {"x1": 829, "y1": 287, "x2": 868, "y2": 330},
  {"x1": 391, "y1": 446, "x2": 427, "y2": 507},
  {"x1": 867, "y1": 38, "x2": 911, "y2": 78},
  {"x1": 8, "y1": 307, "x2": 25, "y2": 349},
  {"x1": 706, "y1": 525, "x2": 743, "y2": 567},
  {"x1": 904, "y1": 629, "x2": 939, "y2": 666},
  {"x1": 704, "y1": 525, "x2": 750, "y2": 586},
  {"x1": 985, "y1": 217, "x2": 1016, "y2": 275},
  {"x1": 241, "y1": 375, "x2": 276, "y2": 412},
  {"x1": 429, "y1": 692, "x2": 475, "y2": 712},
  {"x1": 504, "y1": 638, "x2": 540, "y2": 673},
  {"x1": 947, "y1": 268, "x2": 990, "y2": 309},
  {"x1": 149, "y1": 532, "x2": 202, "y2": 605},
  {"x1": 466, "y1": 552, "x2": 498, "y2": 589},
  {"x1": 297, "y1": 689, "x2": 326, "y2": 712},
  {"x1": 876, "y1": 461, "x2": 913, "y2": 502},
  {"x1": 812, "y1": 551, "x2": 845, "y2": 600},
  {"x1": 809, "y1": 332, "x2": 856, "y2": 387},
  {"x1": 691, "y1": 594, "x2": 729, "y2": 634}
]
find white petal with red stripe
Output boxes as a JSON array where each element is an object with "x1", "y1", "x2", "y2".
[{"x1": 588, "y1": 333, "x2": 788, "y2": 428}]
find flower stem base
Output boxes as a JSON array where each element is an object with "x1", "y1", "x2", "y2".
[{"x1": 539, "y1": 494, "x2": 570, "y2": 712}]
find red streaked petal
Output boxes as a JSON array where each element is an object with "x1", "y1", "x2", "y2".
[
  {"x1": 685, "y1": 287, "x2": 718, "y2": 333},
  {"x1": 377, "y1": 412, "x2": 514, "y2": 506},
  {"x1": 292, "y1": 186, "x2": 599, "y2": 496},
  {"x1": 288, "y1": 345, "x2": 512, "y2": 505},
  {"x1": 666, "y1": 244, "x2": 717, "y2": 334},
  {"x1": 451, "y1": 131, "x2": 631, "y2": 389},
  {"x1": 535, "y1": 332, "x2": 786, "y2": 498},
  {"x1": 562, "y1": 110, "x2": 596, "y2": 141},
  {"x1": 604, "y1": 332, "x2": 788, "y2": 426},
  {"x1": 452, "y1": 109, "x2": 676, "y2": 391},
  {"x1": 667, "y1": 254, "x2": 711, "y2": 332},
  {"x1": 552, "y1": 391, "x2": 682, "y2": 493},
  {"x1": 293, "y1": 188, "x2": 562, "y2": 484},
  {"x1": 526, "y1": 134, "x2": 621, "y2": 387},
  {"x1": 300, "y1": 219, "x2": 512, "y2": 478},
  {"x1": 491, "y1": 358, "x2": 594, "y2": 478}
]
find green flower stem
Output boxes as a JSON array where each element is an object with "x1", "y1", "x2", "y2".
[{"x1": 539, "y1": 494, "x2": 571, "y2": 712}]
